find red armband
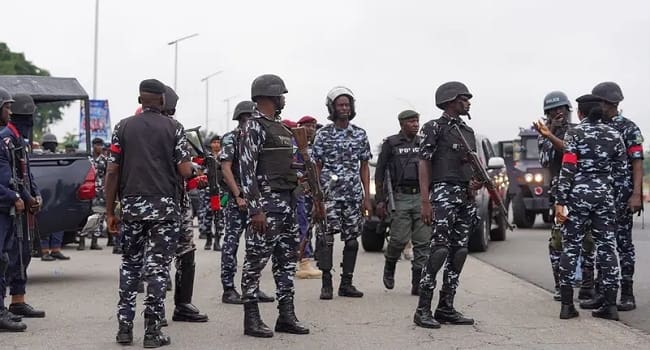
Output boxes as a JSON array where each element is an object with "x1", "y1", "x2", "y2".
[
  {"x1": 186, "y1": 175, "x2": 207, "y2": 190},
  {"x1": 110, "y1": 144, "x2": 121, "y2": 154},
  {"x1": 627, "y1": 145, "x2": 643, "y2": 156},
  {"x1": 210, "y1": 195, "x2": 221, "y2": 211},
  {"x1": 192, "y1": 156, "x2": 205, "y2": 165},
  {"x1": 562, "y1": 152, "x2": 577, "y2": 165}
]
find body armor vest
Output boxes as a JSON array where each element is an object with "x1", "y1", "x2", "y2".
[
  {"x1": 387, "y1": 134, "x2": 420, "y2": 187},
  {"x1": 257, "y1": 117, "x2": 298, "y2": 191},
  {"x1": 430, "y1": 117, "x2": 475, "y2": 184}
]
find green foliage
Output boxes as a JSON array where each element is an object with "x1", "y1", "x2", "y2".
[{"x1": 0, "y1": 42, "x2": 68, "y2": 141}]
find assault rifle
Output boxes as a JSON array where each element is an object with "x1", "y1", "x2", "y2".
[
  {"x1": 6, "y1": 142, "x2": 26, "y2": 280},
  {"x1": 186, "y1": 127, "x2": 221, "y2": 211},
  {"x1": 385, "y1": 168, "x2": 396, "y2": 212},
  {"x1": 452, "y1": 124, "x2": 514, "y2": 231},
  {"x1": 292, "y1": 127, "x2": 327, "y2": 260}
]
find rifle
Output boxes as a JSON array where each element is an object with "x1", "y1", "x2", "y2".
[
  {"x1": 385, "y1": 168, "x2": 396, "y2": 212},
  {"x1": 451, "y1": 124, "x2": 514, "y2": 231},
  {"x1": 6, "y1": 142, "x2": 26, "y2": 280},
  {"x1": 185, "y1": 127, "x2": 221, "y2": 211},
  {"x1": 292, "y1": 127, "x2": 328, "y2": 261}
]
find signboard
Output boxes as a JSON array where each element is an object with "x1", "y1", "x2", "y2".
[{"x1": 79, "y1": 99, "x2": 111, "y2": 146}]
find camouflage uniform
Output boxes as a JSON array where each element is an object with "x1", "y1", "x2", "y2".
[
  {"x1": 219, "y1": 129, "x2": 248, "y2": 290},
  {"x1": 311, "y1": 122, "x2": 372, "y2": 290},
  {"x1": 198, "y1": 166, "x2": 224, "y2": 245},
  {"x1": 239, "y1": 110, "x2": 299, "y2": 303},
  {"x1": 81, "y1": 153, "x2": 108, "y2": 239},
  {"x1": 538, "y1": 125, "x2": 595, "y2": 295},
  {"x1": 556, "y1": 120, "x2": 627, "y2": 297},
  {"x1": 110, "y1": 111, "x2": 189, "y2": 326},
  {"x1": 604, "y1": 115, "x2": 643, "y2": 284}
]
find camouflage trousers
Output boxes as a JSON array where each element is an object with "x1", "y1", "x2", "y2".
[
  {"x1": 324, "y1": 200, "x2": 362, "y2": 241},
  {"x1": 117, "y1": 220, "x2": 179, "y2": 325},
  {"x1": 221, "y1": 200, "x2": 248, "y2": 289},
  {"x1": 241, "y1": 210, "x2": 299, "y2": 303},
  {"x1": 385, "y1": 192, "x2": 431, "y2": 271},
  {"x1": 296, "y1": 195, "x2": 314, "y2": 258},
  {"x1": 560, "y1": 192, "x2": 619, "y2": 291},
  {"x1": 198, "y1": 189, "x2": 224, "y2": 237},
  {"x1": 420, "y1": 183, "x2": 476, "y2": 293},
  {"x1": 549, "y1": 224, "x2": 595, "y2": 285},
  {"x1": 615, "y1": 208, "x2": 635, "y2": 282},
  {"x1": 176, "y1": 205, "x2": 196, "y2": 257}
]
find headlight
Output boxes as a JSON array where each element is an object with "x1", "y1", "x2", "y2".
[
  {"x1": 524, "y1": 173, "x2": 533, "y2": 183},
  {"x1": 534, "y1": 173, "x2": 543, "y2": 183}
]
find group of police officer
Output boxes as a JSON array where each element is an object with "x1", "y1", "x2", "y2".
[{"x1": 534, "y1": 82, "x2": 644, "y2": 321}]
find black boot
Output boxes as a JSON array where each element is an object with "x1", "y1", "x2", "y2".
[
  {"x1": 580, "y1": 281, "x2": 604, "y2": 310},
  {"x1": 204, "y1": 235, "x2": 213, "y2": 250},
  {"x1": 383, "y1": 260, "x2": 396, "y2": 290},
  {"x1": 257, "y1": 289, "x2": 275, "y2": 303},
  {"x1": 115, "y1": 322, "x2": 133, "y2": 345},
  {"x1": 243, "y1": 302, "x2": 273, "y2": 338},
  {"x1": 77, "y1": 236, "x2": 86, "y2": 251},
  {"x1": 413, "y1": 289, "x2": 440, "y2": 328},
  {"x1": 222, "y1": 288, "x2": 243, "y2": 304},
  {"x1": 559, "y1": 286, "x2": 579, "y2": 319},
  {"x1": 618, "y1": 280, "x2": 636, "y2": 311},
  {"x1": 0, "y1": 308, "x2": 27, "y2": 332},
  {"x1": 593, "y1": 289, "x2": 619, "y2": 320},
  {"x1": 213, "y1": 233, "x2": 222, "y2": 251},
  {"x1": 411, "y1": 268, "x2": 421, "y2": 296},
  {"x1": 172, "y1": 252, "x2": 208, "y2": 322},
  {"x1": 339, "y1": 274, "x2": 364, "y2": 297},
  {"x1": 320, "y1": 271, "x2": 333, "y2": 300},
  {"x1": 274, "y1": 298, "x2": 309, "y2": 334},
  {"x1": 434, "y1": 290, "x2": 474, "y2": 325},
  {"x1": 578, "y1": 268, "x2": 595, "y2": 300},
  {"x1": 143, "y1": 314, "x2": 171, "y2": 348},
  {"x1": 90, "y1": 236, "x2": 103, "y2": 250}
]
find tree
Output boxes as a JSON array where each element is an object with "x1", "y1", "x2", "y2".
[{"x1": 0, "y1": 42, "x2": 67, "y2": 141}]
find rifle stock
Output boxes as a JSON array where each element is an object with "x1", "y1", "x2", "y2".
[{"x1": 452, "y1": 124, "x2": 514, "y2": 231}]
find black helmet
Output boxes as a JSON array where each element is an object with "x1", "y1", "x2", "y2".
[
  {"x1": 233, "y1": 100, "x2": 255, "y2": 120},
  {"x1": 0, "y1": 87, "x2": 15, "y2": 108},
  {"x1": 42, "y1": 133, "x2": 58, "y2": 144},
  {"x1": 11, "y1": 93, "x2": 36, "y2": 116},
  {"x1": 163, "y1": 85, "x2": 179, "y2": 114},
  {"x1": 435, "y1": 81, "x2": 472, "y2": 110},
  {"x1": 326, "y1": 86, "x2": 356, "y2": 120},
  {"x1": 592, "y1": 82, "x2": 624, "y2": 104},
  {"x1": 543, "y1": 91, "x2": 571, "y2": 113},
  {"x1": 251, "y1": 74, "x2": 287, "y2": 101}
]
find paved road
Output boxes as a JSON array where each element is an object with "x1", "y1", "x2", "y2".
[{"x1": 474, "y1": 208, "x2": 650, "y2": 334}]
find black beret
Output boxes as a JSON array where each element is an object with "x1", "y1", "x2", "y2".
[
  {"x1": 575, "y1": 94, "x2": 603, "y2": 103},
  {"x1": 139, "y1": 79, "x2": 166, "y2": 95},
  {"x1": 92, "y1": 137, "x2": 104, "y2": 145},
  {"x1": 398, "y1": 109, "x2": 419, "y2": 120},
  {"x1": 164, "y1": 85, "x2": 179, "y2": 111}
]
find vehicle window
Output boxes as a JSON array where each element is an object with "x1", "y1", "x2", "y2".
[
  {"x1": 482, "y1": 139, "x2": 495, "y2": 160},
  {"x1": 523, "y1": 137, "x2": 539, "y2": 160}
]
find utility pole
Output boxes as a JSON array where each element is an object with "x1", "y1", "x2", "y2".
[
  {"x1": 223, "y1": 95, "x2": 239, "y2": 131},
  {"x1": 167, "y1": 33, "x2": 199, "y2": 91},
  {"x1": 92, "y1": 0, "x2": 99, "y2": 99},
  {"x1": 200, "y1": 71, "x2": 223, "y2": 132}
]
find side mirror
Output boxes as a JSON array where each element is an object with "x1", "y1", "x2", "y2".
[{"x1": 487, "y1": 156, "x2": 506, "y2": 169}]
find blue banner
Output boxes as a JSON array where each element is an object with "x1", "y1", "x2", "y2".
[{"x1": 79, "y1": 99, "x2": 111, "y2": 146}]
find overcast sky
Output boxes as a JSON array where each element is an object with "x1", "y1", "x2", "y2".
[{"x1": 2, "y1": 0, "x2": 649, "y2": 151}]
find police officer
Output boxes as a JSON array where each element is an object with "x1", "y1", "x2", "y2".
[
  {"x1": 589, "y1": 82, "x2": 644, "y2": 312},
  {"x1": 219, "y1": 100, "x2": 275, "y2": 304},
  {"x1": 0, "y1": 88, "x2": 28, "y2": 332},
  {"x1": 239, "y1": 74, "x2": 309, "y2": 337},
  {"x1": 105, "y1": 79, "x2": 193, "y2": 347},
  {"x1": 413, "y1": 82, "x2": 477, "y2": 329},
  {"x1": 533, "y1": 92, "x2": 595, "y2": 301},
  {"x1": 78, "y1": 137, "x2": 108, "y2": 251},
  {"x1": 41, "y1": 133, "x2": 58, "y2": 153},
  {"x1": 198, "y1": 135, "x2": 223, "y2": 251},
  {"x1": 161, "y1": 85, "x2": 208, "y2": 324},
  {"x1": 0, "y1": 90, "x2": 45, "y2": 321},
  {"x1": 375, "y1": 110, "x2": 430, "y2": 295},
  {"x1": 554, "y1": 94, "x2": 626, "y2": 320},
  {"x1": 312, "y1": 86, "x2": 372, "y2": 300}
]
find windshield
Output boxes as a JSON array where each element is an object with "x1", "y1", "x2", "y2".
[{"x1": 522, "y1": 137, "x2": 539, "y2": 160}]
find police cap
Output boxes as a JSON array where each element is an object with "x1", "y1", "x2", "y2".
[
  {"x1": 575, "y1": 94, "x2": 603, "y2": 103},
  {"x1": 591, "y1": 82, "x2": 624, "y2": 104},
  {"x1": 398, "y1": 109, "x2": 419, "y2": 121},
  {"x1": 139, "y1": 79, "x2": 166, "y2": 95}
]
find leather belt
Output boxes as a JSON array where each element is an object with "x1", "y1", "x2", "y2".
[{"x1": 394, "y1": 186, "x2": 420, "y2": 194}]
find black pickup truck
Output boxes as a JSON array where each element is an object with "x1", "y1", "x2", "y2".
[{"x1": 1, "y1": 75, "x2": 95, "y2": 243}]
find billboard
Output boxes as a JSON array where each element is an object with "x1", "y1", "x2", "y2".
[{"x1": 79, "y1": 99, "x2": 111, "y2": 146}]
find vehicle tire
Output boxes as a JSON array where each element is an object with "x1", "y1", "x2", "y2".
[
  {"x1": 469, "y1": 211, "x2": 489, "y2": 252},
  {"x1": 361, "y1": 218, "x2": 384, "y2": 252},
  {"x1": 490, "y1": 207, "x2": 507, "y2": 241},
  {"x1": 542, "y1": 210, "x2": 553, "y2": 224},
  {"x1": 512, "y1": 192, "x2": 535, "y2": 228}
]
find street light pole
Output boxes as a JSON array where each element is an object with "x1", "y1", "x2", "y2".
[
  {"x1": 167, "y1": 33, "x2": 199, "y2": 91},
  {"x1": 200, "y1": 70, "x2": 223, "y2": 132},
  {"x1": 92, "y1": 0, "x2": 99, "y2": 99},
  {"x1": 223, "y1": 95, "x2": 239, "y2": 131}
]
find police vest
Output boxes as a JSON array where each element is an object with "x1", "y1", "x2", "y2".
[
  {"x1": 430, "y1": 117, "x2": 475, "y2": 184},
  {"x1": 386, "y1": 134, "x2": 420, "y2": 187},
  {"x1": 257, "y1": 118, "x2": 298, "y2": 191}
]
